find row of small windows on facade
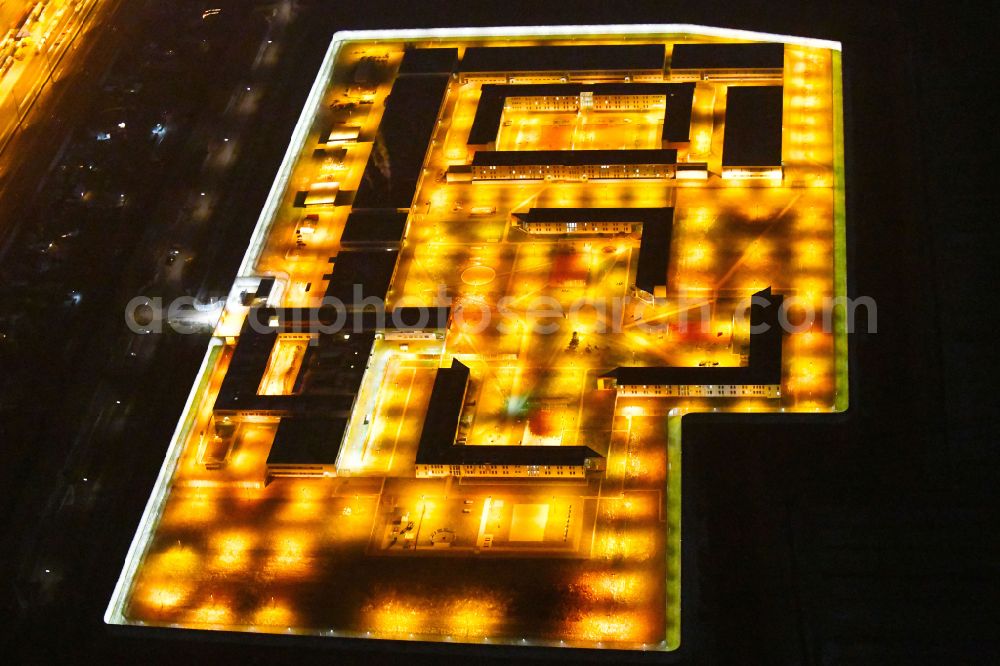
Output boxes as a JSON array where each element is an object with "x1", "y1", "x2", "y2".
[
  {"x1": 473, "y1": 164, "x2": 671, "y2": 180},
  {"x1": 422, "y1": 463, "x2": 580, "y2": 475},
  {"x1": 618, "y1": 383, "x2": 778, "y2": 396},
  {"x1": 522, "y1": 222, "x2": 635, "y2": 233},
  {"x1": 505, "y1": 94, "x2": 664, "y2": 111}
]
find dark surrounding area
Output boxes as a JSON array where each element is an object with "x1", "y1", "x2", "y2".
[{"x1": 0, "y1": 0, "x2": 996, "y2": 664}]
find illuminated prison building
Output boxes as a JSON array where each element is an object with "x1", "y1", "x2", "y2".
[
  {"x1": 352, "y1": 60, "x2": 451, "y2": 209},
  {"x1": 667, "y1": 42, "x2": 785, "y2": 81},
  {"x1": 511, "y1": 207, "x2": 673, "y2": 299},
  {"x1": 107, "y1": 26, "x2": 846, "y2": 652},
  {"x1": 607, "y1": 381, "x2": 781, "y2": 399},
  {"x1": 467, "y1": 149, "x2": 681, "y2": 181},
  {"x1": 721, "y1": 85, "x2": 785, "y2": 179},
  {"x1": 512, "y1": 217, "x2": 637, "y2": 235},
  {"x1": 599, "y1": 288, "x2": 785, "y2": 398},
  {"x1": 457, "y1": 43, "x2": 666, "y2": 83},
  {"x1": 211, "y1": 303, "x2": 451, "y2": 479},
  {"x1": 505, "y1": 93, "x2": 581, "y2": 112},
  {"x1": 414, "y1": 361, "x2": 607, "y2": 479},
  {"x1": 504, "y1": 88, "x2": 672, "y2": 113},
  {"x1": 467, "y1": 82, "x2": 696, "y2": 151}
]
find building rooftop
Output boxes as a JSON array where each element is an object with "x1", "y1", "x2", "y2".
[
  {"x1": 323, "y1": 249, "x2": 399, "y2": 305},
  {"x1": 256, "y1": 306, "x2": 451, "y2": 333},
  {"x1": 436, "y1": 444, "x2": 605, "y2": 467},
  {"x1": 745, "y1": 287, "x2": 784, "y2": 385},
  {"x1": 340, "y1": 209, "x2": 409, "y2": 248},
  {"x1": 398, "y1": 47, "x2": 458, "y2": 75},
  {"x1": 669, "y1": 42, "x2": 785, "y2": 70},
  {"x1": 353, "y1": 74, "x2": 449, "y2": 209},
  {"x1": 634, "y1": 210, "x2": 673, "y2": 295},
  {"x1": 266, "y1": 417, "x2": 349, "y2": 466},
  {"x1": 471, "y1": 148, "x2": 677, "y2": 167},
  {"x1": 414, "y1": 360, "x2": 471, "y2": 465},
  {"x1": 383, "y1": 306, "x2": 452, "y2": 332},
  {"x1": 661, "y1": 82, "x2": 696, "y2": 143},
  {"x1": 460, "y1": 43, "x2": 665, "y2": 74},
  {"x1": 513, "y1": 207, "x2": 652, "y2": 223},
  {"x1": 287, "y1": 335, "x2": 374, "y2": 402},
  {"x1": 213, "y1": 318, "x2": 276, "y2": 412},
  {"x1": 722, "y1": 85, "x2": 784, "y2": 167},
  {"x1": 214, "y1": 309, "x2": 376, "y2": 417}
]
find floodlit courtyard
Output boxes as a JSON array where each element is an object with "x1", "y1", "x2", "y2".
[{"x1": 496, "y1": 110, "x2": 665, "y2": 151}]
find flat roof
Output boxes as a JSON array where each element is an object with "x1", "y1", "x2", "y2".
[
  {"x1": 323, "y1": 249, "x2": 399, "y2": 305},
  {"x1": 340, "y1": 209, "x2": 408, "y2": 247},
  {"x1": 604, "y1": 287, "x2": 784, "y2": 386},
  {"x1": 662, "y1": 82, "x2": 696, "y2": 142},
  {"x1": 254, "y1": 276, "x2": 276, "y2": 302},
  {"x1": 722, "y1": 85, "x2": 784, "y2": 167},
  {"x1": 257, "y1": 306, "x2": 451, "y2": 332},
  {"x1": 414, "y1": 360, "x2": 471, "y2": 465},
  {"x1": 385, "y1": 306, "x2": 452, "y2": 331},
  {"x1": 214, "y1": 310, "x2": 376, "y2": 417},
  {"x1": 461, "y1": 44, "x2": 664, "y2": 73},
  {"x1": 437, "y1": 444, "x2": 604, "y2": 467},
  {"x1": 266, "y1": 417, "x2": 349, "y2": 466},
  {"x1": 634, "y1": 210, "x2": 673, "y2": 294},
  {"x1": 471, "y1": 148, "x2": 677, "y2": 167},
  {"x1": 745, "y1": 287, "x2": 784, "y2": 385},
  {"x1": 466, "y1": 85, "x2": 509, "y2": 145},
  {"x1": 515, "y1": 207, "x2": 674, "y2": 294},
  {"x1": 213, "y1": 318, "x2": 275, "y2": 412},
  {"x1": 284, "y1": 333, "x2": 375, "y2": 411},
  {"x1": 398, "y1": 47, "x2": 458, "y2": 75},
  {"x1": 467, "y1": 82, "x2": 695, "y2": 146},
  {"x1": 669, "y1": 42, "x2": 785, "y2": 70},
  {"x1": 353, "y1": 74, "x2": 449, "y2": 209}
]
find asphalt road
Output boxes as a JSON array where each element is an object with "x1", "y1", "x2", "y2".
[{"x1": 0, "y1": 0, "x2": 121, "y2": 260}]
